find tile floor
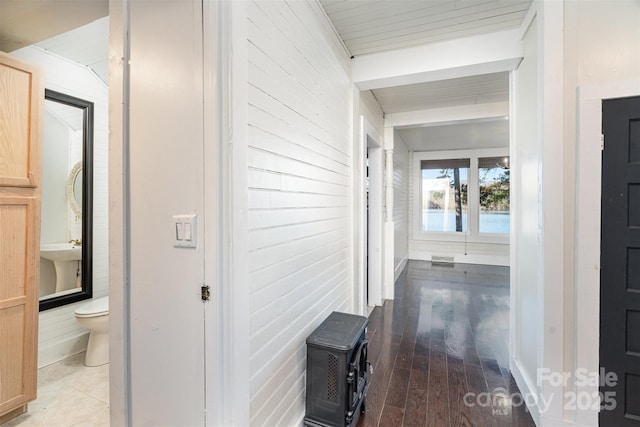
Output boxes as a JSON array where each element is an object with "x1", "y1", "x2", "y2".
[{"x1": 3, "y1": 352, "x2": 109, "y2": 427}]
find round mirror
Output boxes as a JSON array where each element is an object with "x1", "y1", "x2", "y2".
[{"x1": 67, "y1": 161, "x2": 83, "y2": 218}]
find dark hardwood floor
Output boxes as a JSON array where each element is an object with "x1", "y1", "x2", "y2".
[{"x1": 357, "y1": 261, "x2": 536, "y2": 427}]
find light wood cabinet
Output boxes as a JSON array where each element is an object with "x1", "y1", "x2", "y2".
[{"x1": 0, "y1": 51, "x2": 43, "y2": 421}]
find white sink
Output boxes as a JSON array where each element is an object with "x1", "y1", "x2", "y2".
[
  {"x1": 40, "y1": 243, "x2": 82, "y2": 262},
  {"x1": 40, "y1": 243, "x2": 82, "y2": 293}
]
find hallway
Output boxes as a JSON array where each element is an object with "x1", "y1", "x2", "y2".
[{"x1": 359, "y1": 261, "x2": 536, "y2": 427}]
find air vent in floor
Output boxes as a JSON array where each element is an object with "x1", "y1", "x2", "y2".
[{"x1": 432, "y1": 255, "x2": 454, "y2": 265}]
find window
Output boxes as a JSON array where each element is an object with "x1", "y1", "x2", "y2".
[
  {"x1": 479, "y1": 157, "x2": 510, "y2": 234},
  {"x1": 415, "y1": 149, "x2": 510, "y2": 241},
  {"x1": 421, "y1": 159, "x2": 469, "y2": 232}
]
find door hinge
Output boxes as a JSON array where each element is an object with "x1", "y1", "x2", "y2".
[
  {"x1": 601, "y1": 134, "x2": 605, "y2": 151},
  {"x1": 201, "y1": 284, "x2": 210, "y2": 302}
]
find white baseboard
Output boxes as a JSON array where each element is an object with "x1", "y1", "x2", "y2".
[
  {"x1": 38, "y1": 332, "x2": 89, "y2": 368},
  {"x1": 510, "y1": 356, "x2": 541, "y2": 427},
  {"x1": 511, "y1": 354, "x2": 597, "y2": 426},
  {"x1": 394, "y1": 257, "x2": 408, "y2": 282}
]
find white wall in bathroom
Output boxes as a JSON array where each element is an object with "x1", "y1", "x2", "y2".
[
  {"x1": 244, "y1": 1, "x2": 353, "y2": 425},
  {"x1": 11, "y1": 44, "x2": 109, "y2": 367}
]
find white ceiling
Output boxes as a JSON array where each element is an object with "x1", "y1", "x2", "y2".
[
  {"x1": 370, "y1": 71, "x2": 509, "y2": 113},
  {"x1": 397, "y1": 118, "x2": 509, "y2": 151},
  {"x1": 1, "y1": 1, "x2": 520, "y2": 153},
  {"x1": 0, "y1": 0, "x2": 108, "y2": 52},
  {"x1": 320, "y1": 0, "x2": 532, "y2": 56},
  {"x1": 35, "y1": 18, "x2": 109, "y2": 84},
  {"x1": 318, "y1": 0, "x2": 523, "y2": 153},
  {"x1": 367, "y1": 67, "x2": 510, "y2": 154}
]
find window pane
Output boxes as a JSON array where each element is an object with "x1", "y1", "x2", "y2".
[
  {"x1": 479, "y1": 156, "x2": 510, "y2": 234},
  {"x1": 421, "y1": 163, "x2": 468, "y2": 232}
]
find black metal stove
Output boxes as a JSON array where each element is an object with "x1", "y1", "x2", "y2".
[{"x1": 304, "y1": 311, "x2": 369, "y2": 427}]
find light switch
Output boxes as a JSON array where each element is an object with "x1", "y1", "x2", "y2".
[{"x1": 173, "y1": 214, "x2": 197, "y2": 248}]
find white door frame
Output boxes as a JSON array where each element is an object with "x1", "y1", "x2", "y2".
[{"x1": 358, "y1": 116, "x2": 383, "y2": 314}]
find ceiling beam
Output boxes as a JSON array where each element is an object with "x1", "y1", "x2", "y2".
[
  {"x1": 384, "y1": 101, "x2": 509, "y2": 128},
  {"x1": 352, "y1": 29, "x2": 523, "y2": 90}
]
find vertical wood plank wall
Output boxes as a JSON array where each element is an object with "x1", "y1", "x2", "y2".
[{"x1": 246, "y1": 1, "x2": 352, "y2": 424}]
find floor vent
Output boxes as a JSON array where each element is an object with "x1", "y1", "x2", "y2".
[{"x1": 432, "y1": 255, "x2": 454, "y2": 265}]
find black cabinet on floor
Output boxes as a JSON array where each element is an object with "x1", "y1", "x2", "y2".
[{"x1": 304, "y1": 311, "x2": 369, "y2": 427}]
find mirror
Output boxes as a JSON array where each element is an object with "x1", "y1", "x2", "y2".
[{"x1": 39, "y1": 89, "x2": 94, "y2": 311}]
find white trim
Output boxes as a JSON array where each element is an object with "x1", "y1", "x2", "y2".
[
  {"x1": 355, "y1": 115, "x2": 385, "y2": 312},
  {"x1": 202, "y1": 0, "x2": 226, "y2": 424},
  {"x1": 468, "y1": 156, "x2": 480, "y2": 238},
  {"x1": 539, "y1": 2, "x2": 565, "y2": 421},
  {"x1": 352, "y1": 93, "x2": 364, "y2": 315},
  {"x1": 508, "y1": 68, "x2": 518, "y2": 389},
  {"x1": 350, "y1": 89, "x2": 357, "y2": 316},
  {"x1": 364, "y1": 118, "x2": 383, "y2": 307},
  {"x1": 579, "y1": 79, "x2": 640, "y2": 101},
  {"x1": 358, "y1": 113, "x2": 366, "y2": 315},
  {"x1": 518, "y1": 1, "x2": 537, "y2": 41},
  {"x1": 220, "y1": 1, "x2": 251, "y2": 424},
  {"x1": 511, "y1": 356, "x2": 542, "y2": 427},
  {"x1": 574, "y1": 79, "x2": 640, "y2": 427},
  {"x1": 107, "y1": 0, "x2": 130, "y2": 424},
  {"x1": 412, "y1": 148, "x2": 511, "y2": 245}
]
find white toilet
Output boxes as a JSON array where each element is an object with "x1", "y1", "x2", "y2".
[{"x1": 75, "y1": 296, "x2": 109, "y2": 367}]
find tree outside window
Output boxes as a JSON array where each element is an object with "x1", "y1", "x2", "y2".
[
  {"x1": 479, "y1": 156, "x2": 510, "y2": 234},
  {"x1": 421, "y1": 159, "x2": 469, "y2": 232}
]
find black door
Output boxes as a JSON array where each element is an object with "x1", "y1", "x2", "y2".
[{"x1": 600, "y1": 95, "x2": 640, "y2": 426}]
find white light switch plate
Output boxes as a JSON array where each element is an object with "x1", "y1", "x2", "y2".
[{"x1": 173, "y1": 214, "x2": 197, "y2": 248}]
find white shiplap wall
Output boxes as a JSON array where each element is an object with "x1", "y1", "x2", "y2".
[
  {"x1": 246, "y1": 1, "x2": 352, "y2": 425},
  {"x1": 11, "y1": 46, "x2": 109, "y2": 367},
  {"x1": 393, "y1": 133, "x2": 409, "y2": 278}
]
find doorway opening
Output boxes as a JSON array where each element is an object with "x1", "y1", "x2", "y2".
[
  {"x1": 3, "y1": 14, "x2": 111, "y2": 426},
  {"x1": 359, "y1": 116, "x2": 383, "y2": 315}
]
